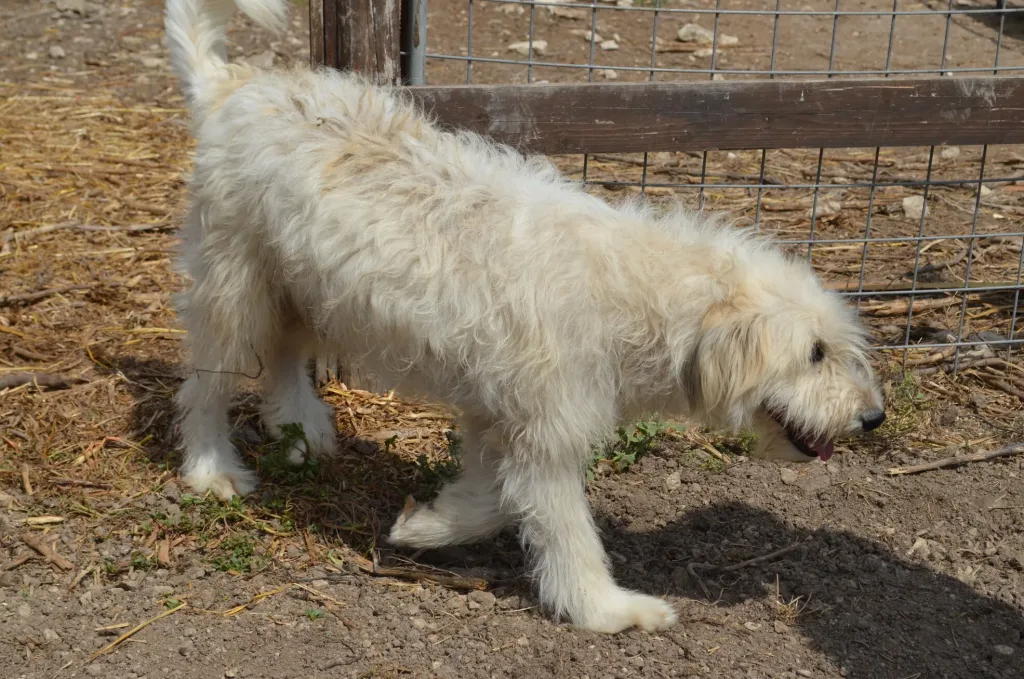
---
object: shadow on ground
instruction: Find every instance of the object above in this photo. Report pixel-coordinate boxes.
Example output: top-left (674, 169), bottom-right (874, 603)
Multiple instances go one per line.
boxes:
top-left (608, 502), bottom-right (1023, 679)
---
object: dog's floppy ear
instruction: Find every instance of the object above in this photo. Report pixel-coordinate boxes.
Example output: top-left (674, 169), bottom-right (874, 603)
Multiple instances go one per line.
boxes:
top-left (684, 302), bottom-right (770, 427)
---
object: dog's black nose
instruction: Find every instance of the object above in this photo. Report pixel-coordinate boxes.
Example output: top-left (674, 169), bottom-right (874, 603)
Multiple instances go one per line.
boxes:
top-left (860, 409), bottom-right (886, 432)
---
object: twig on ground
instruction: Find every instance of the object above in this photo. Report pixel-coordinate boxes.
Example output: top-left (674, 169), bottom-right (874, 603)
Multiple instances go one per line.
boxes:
top-left (908, 245), bottom-right (969, 278)
top-left (860, 297), bottom-right (955, 317)
top-left (21, 463), bottom-right (33, 495)
top-left (915, 357), bottom-right (1010, 376)
top-left (2, 552), bottom-right (35, 570)
top-left (0, 284), bottom-right (94, 307)
top-left (1, 222), bottom-right (173, 249)
top-left (48, 478), bottom-right (113, 490)
top-left (888, 443), bottom-right (1024, 476)
top-left (21, 533), bottom-right (74, 571)
top-left (87, 602), bottom-right (187, 663)
top-left (687, 543), bottom-right (803, 599)
top-left (12, 346), bottom-right (48, 361)
top-left (905, 346), bottom-right (957, 368)
top-left (975, 372), bottom-right (1024, 402)
top-left (350, 553), bottom-right (490, 591)
top-left (0, 372), bottom-right (83, 390)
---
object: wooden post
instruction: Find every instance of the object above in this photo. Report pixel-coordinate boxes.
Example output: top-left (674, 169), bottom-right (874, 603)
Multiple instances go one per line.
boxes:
top-left (310, 0), bottom-right (401, 83)
top-left (309, 0), bottom-right (402, 391)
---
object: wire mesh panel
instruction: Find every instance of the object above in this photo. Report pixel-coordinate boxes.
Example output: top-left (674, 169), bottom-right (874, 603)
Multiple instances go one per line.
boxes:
top-left (409, 0), bottom-right (1024, 368)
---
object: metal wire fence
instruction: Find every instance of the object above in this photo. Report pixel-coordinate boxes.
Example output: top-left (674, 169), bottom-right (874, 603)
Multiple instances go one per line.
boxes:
top-left (401, 0), bottom-right (1024, 369)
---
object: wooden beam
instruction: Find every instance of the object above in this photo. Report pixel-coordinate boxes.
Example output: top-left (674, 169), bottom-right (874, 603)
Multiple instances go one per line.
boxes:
top-left (408, 77), bottom-right (1024, 154)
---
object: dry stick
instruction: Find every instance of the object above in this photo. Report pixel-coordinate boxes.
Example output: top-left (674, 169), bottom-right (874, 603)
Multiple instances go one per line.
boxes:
top-left (2, 552), bottom-right (35, 571)
top-left (687, 543), bottom-right (803, 598)
top-left (0, 372), bottom-right (81, 390)
top-left (1, 221), bottom-right (172, 246)
top-left (916, 357), bottom-right (1011, 377)
top-left (974, 372), bottom-right (1024, 403)
top-left (87, 602), bottom-right (187, 663)
top-left (0, 284), bottom-right (94, 307)
top-left (860, 297), bottom-right (957, 317)
top-left (905, 346), bottom-right (957, 368)
top-left (12, 346), bottom-right (48, 361)
top-left (889, 443), bottom-right (1024, 476)
top-left (21, 533), bottom-right (74, 571)
top-left (349, 553), bottom-right (489, 591)
top-left (21, 463), bottom-right (33, 495)
top-left (49, 478), bottom-right (113, 490)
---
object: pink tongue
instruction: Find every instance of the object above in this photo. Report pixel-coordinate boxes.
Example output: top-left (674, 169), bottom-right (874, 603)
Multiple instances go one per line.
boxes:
top-left (810, 439), bottom-right (835, 461)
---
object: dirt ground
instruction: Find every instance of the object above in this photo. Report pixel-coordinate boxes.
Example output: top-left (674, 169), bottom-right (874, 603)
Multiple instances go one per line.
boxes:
top-left (2, 1), bottom-right (1024, 678)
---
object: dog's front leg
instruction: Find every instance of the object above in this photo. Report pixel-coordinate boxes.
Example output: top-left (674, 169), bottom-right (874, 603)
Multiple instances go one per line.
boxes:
top-left (502, 456), bottom-right (677, 634)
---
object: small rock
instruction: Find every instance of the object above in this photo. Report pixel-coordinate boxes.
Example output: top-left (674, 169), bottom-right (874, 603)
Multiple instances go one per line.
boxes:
top-left (43, 628), bottom-right (61, 643)
top-left (902, 195), bottom-right (927, 221)
top-left (571, 29), bottom-right (603, 43)
top-left (468, 590), bottom-right (497, 612)
top-left (743, 621), bottom-right (761, 631)
top-left (907, 537), bottom-right (931, 560)
top-left (162, 481), bottom-right (181, 502)
top-left (712, 73), bottom-right (725, 81)
top-left (411, 617), bottom-right (428, 630)
top-left (979, 185), bottom-right (993, 197)
top-left (774, 620), bottom-right (790, 634)
top-left (940, 146), bottom-right (961, 160)
top-left (796, 671), bottom-right (813, 678)
top-left (780, 468), bottom-right (799, 486)
top-left (516, 636), bottom-right (530, 647)
top-left (694, 48), bottom-right (716, 58)
top-left (628, 655), bottom-right (645, 667)
top-left (600, 69), bottom-right (618, 80)
top-left (48, 46), bottom-right (67, 59)
top-left (150, 585), bottom-right (175, 597)
top-left (507, 40), bottom-right (547, 56)
top-left (812, 198), bottom-right (842, 218)
top-left (141, 56), bottom-right (164, 68)
top-left (719, 34), bottom-right (739, 46)
top-left (225, 669), bottom-right (239, 678)
top-left (403, 603), bottom-right (420, 616)
top-left (993, 644), bottom-right (1014, 657)
top-left (17, 603), bottom-right (32, 618)
top-left (677, 24), bottom-right (715, 44)
top-left (25, 52), bottom-right (39, 61)
top-left (599, 40), bottom-right (619, 51)
top-left (84, 665), bottom-right (104, 677)
top-left (664, 471), bottom-right (682, 491)
top-left (616, 0), bottom-right (634, 6)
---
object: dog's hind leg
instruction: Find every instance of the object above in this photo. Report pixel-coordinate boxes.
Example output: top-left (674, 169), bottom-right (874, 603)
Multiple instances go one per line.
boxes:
top-left (501, 430), bottom-right (678, 634)
top-left (388, 416), bottom-right (511, 547)
top-left (175, 214), bottom-right (275, 500)
top-left (261, 327), bottom-right (336, 466)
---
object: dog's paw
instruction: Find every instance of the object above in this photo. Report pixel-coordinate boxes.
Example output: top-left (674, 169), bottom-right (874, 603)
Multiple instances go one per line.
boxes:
top-left (387, 496), bottom-right (436, 548)
top-left (182, 468), bottom-right (258, 501)
top-left (577, 591), bottom-right (678, 634)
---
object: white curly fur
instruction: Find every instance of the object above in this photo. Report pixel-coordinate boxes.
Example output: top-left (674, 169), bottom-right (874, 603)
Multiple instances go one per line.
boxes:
top-left (166, 0), bottom-right (884, 633)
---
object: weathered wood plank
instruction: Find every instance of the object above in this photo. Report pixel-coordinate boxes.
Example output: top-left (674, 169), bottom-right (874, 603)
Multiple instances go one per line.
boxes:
top-left (332, 0), bottom-right (401, 84)
top-left (408, 77), bottom-right (1024, 153)
top-left (308, 0), bottom-right (324, 67)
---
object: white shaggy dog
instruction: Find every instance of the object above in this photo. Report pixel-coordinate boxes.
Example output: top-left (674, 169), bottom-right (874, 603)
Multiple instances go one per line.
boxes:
top-left (166, 0), bottom-right (886, 633)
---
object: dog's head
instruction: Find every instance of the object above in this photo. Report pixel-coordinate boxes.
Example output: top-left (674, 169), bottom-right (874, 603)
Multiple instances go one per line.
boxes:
top-left (684, 246), bottom-right (884, 463)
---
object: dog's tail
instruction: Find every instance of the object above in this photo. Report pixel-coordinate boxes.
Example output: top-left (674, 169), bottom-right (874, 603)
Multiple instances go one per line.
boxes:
top-left (165, 0), bottom-right (286, 115)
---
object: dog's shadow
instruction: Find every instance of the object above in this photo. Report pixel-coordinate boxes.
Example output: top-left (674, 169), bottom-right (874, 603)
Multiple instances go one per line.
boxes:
top-left (607, 501), bottom-right (1024, 679)
top-left (102, 353), bottom-right (523, 567)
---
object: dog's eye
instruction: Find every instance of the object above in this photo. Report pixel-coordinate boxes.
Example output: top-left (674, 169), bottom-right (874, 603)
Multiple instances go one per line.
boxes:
top-left (811, 341), bottom-right (825, 364)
